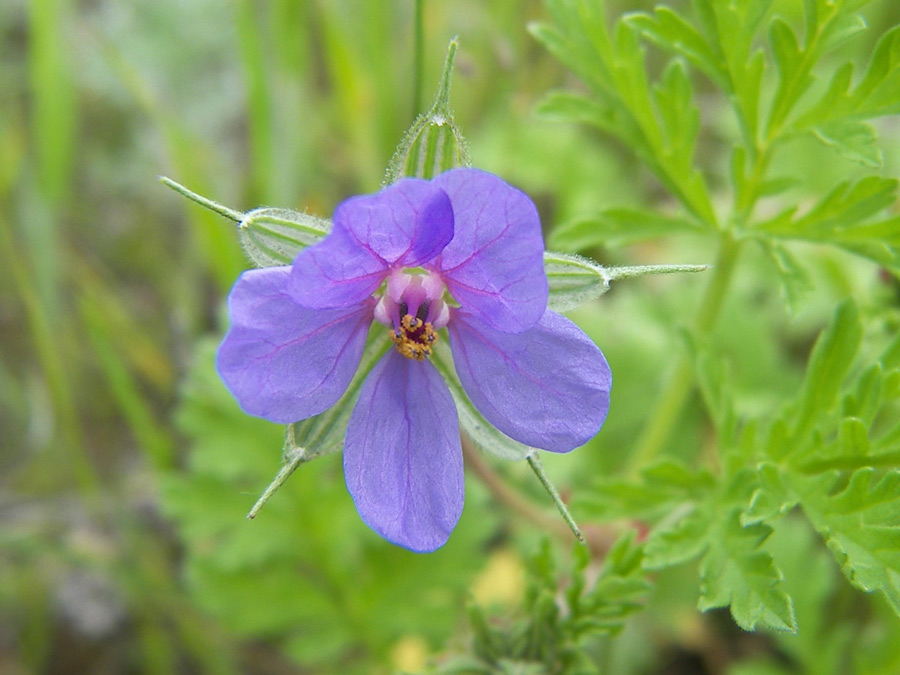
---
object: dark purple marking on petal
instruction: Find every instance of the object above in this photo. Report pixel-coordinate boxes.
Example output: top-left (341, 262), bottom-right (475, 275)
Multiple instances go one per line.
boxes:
top-left (217, 267), bottom-right (374, 424)
top-left (289, 179), bottom-right (454, 309)
top-left (448, 309), bottom-right (611, 452)
top-left (344, 350), bottom-right (464, 552)
top-left (432, 168), bottom-right (548, 333)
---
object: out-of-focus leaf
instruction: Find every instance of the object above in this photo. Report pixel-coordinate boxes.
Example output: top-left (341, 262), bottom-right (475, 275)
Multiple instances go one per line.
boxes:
top-left (549, 207), bottom-right (705, 250)
top-left (761, 242), bottom-right (815, 313)
top-left (813, 119), bottom-right (882, 167)
top-left (790, 299), bottom-right (862, 441)
top-left (625, 7), bottom-right (726, 87)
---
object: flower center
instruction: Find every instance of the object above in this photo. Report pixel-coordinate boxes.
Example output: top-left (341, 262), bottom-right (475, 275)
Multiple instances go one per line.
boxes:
top-left (374, 269), bottom-right (450, 361)
top-left (390, 314), bottom-right (438, 361)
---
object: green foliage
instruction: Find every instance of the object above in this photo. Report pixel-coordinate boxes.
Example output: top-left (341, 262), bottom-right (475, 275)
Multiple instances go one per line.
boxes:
top-left (531, 0), bottom-right (900, 655)
top-left (435, 535), bottom-right (651, 674)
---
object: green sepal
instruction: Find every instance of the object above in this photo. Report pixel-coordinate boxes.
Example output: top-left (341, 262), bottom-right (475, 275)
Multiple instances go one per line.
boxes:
top-left (544, 250), bottom-right (708, 312)
top-left (239, 207), bottom-right (330, 268)
top-left (385, 38), bottom-right (471, 183)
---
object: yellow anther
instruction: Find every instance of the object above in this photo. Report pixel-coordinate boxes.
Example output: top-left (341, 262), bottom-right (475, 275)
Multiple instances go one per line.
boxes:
top-left (390, 314), bottom-right (438, 361)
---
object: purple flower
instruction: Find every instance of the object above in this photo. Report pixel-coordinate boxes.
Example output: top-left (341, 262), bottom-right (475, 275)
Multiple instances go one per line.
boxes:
top-left (217, 168), bottom-right (611, 552)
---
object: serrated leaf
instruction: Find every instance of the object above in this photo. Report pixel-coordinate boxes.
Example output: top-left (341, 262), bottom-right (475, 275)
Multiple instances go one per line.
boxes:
top-left (575, 533), bottom-right (652, 636)
top-left (837, 417), bottom-right (870, 457)
top-left (582, 459), bottom-right (714, 521)
top-left (743, 463), bottom-right (799, 526)
top-left (842, 363), bottom-right (884, 425)
top-left (770, 17), bottom-right (806, 89)
top-left (813, 119), bottom-right (883, 167)
top-left (239, 207), bottom-right (330, 268)
top-left (533, 4), bottom-right (717, 225)
top-left (644, 508), bottom-right (713, 569)
top-left (799, 469), bottom-right (900, 615)
top-left (698, 511), bottom-right (798, 633)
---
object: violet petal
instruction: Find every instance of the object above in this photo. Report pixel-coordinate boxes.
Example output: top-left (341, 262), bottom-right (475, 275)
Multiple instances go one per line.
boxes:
top-left (433, 168), bottom-right (548, 333)
top-left (448, 309), bottom-right (611, 452)
top-left (289, 179), bottom-right (454, 309)
top-left (217, 267), bottom-right (373, 424)
top-left (344, 350), bottom-right (464, 552)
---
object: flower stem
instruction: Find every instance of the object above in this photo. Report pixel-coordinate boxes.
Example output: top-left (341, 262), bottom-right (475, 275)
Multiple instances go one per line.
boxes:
top-left (626, 235), bottom-right (742, 476)
top-left (526, 454), bottom-right (585, 545)
top-left (159, 176), bottom-right (243, 223)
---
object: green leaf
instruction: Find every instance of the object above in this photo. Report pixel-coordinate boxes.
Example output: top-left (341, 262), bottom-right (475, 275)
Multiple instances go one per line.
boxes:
top-left (799, 469), bottom-right (900, 615)
top-left (813, 119), bottom-right (883, 167)
top-left (238, 207), bottom-right (330, 268)
top-left (769, 17), bottom-right (812, 121)
top-left (652, 59), bottom-right (702, 176)
top-left (575, 533), bottom-right (652, 636)
top-left (790, 299), bottom-right (862, 442)
top-left (534, 90), bottom-right (619, 135)
top-left (583, 459), bottom-right (714, 522)
top-left (743, 463), bottom-right (799, 526)
top-left (644, 507), bottom-right (712, 569)
top-left (795, 24), bottom-right (900, 129)
top-left (385, 38), bottom-right (471, 183)
top-left (548, 207), bottom-right (705, 251)
top-left (625, 7), bottom-right (726, 88)
top-left (761, 242), bottom-right (815, 313)
top-left (533, 4), bottom-right (717, 225)
top-left (848, 24), bottom-right (900, 117)
top-left (756, 177), bottom-right (899, 269)
top-left (698, 511), bottom-right (798, 633)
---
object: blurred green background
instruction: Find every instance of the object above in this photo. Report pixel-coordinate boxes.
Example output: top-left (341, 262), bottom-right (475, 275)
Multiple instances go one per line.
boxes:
top-left (3, 0), bottom-right (900, 673)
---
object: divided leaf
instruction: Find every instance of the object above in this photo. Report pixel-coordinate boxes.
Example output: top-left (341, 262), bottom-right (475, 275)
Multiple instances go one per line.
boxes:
top-left (698, 511), bottom-right (797, 633)
top-left (799, 469), bottom-right (900, 615)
